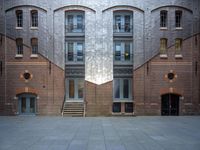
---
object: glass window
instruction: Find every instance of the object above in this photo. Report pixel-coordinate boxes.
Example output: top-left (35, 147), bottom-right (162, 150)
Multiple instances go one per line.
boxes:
top-left (68, 15), bottom-right (73, 32)
top-left (76, 43), bottom-right (83, 61)
top-left (31, 10), bottom-right (38, 27)
top-left (123, 79), bottom-right (129, 98)
top-left (16, 10), bottom-right (23, 27)
top-left (30, 97), bottom-right (35, 113)
top-left (160, 11), bottom-right (167, 27)
top-left (21, 97), bottom-right (26, 113)
top-left (114, 42), bottom-right (132, 62)
top-left (125, 103), bottom-right (133, 113)
top-left (124, 43), bottom-right (130, 61)
top-left (69, 79), bottom-right (75, 98)
top-left (77, 15), bottom-right (83, 30)
top-left (175, 38), bottom-right (182, 54)
top-left (66, 42), bottom-right (84, 62)
top-left (160, 38), bottom-right (167, 54)
top-left (113, 103), bottom-right (121, 112)
top-left (125, 15), bottom-right (131, 32)
top-left (16, 38), bottom-right (23, 55)
top-left (175, 11), bottom-right (182, 28)
top-left (115, 43), bottom-right (121, 61)
top-left (31, 38), bottom-right (38, 54)
top-left (114, 79), bottom-right (120, 98)
top-left (68, 43), bottom-right (74, 61)
top-left (78, 80), bottom-right (84, 98)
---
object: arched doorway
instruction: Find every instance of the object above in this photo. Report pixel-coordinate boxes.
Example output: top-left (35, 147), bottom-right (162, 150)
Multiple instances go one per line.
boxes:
top-left (161, 94), bottom-right (180, 116)
top-left (18, 93), bottom-right (37, 115)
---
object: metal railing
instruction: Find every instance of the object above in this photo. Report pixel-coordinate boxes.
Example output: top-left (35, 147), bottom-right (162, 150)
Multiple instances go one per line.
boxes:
top-left (65, 25), bottom-right (85, 33)
top-left (113, 25), bottom-right (133, 33)
top-left (61, 94), bottom-right (66, 117)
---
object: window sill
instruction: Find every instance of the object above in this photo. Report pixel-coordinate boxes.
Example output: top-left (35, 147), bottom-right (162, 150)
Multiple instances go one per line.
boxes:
top-left (15, 54), bottom-right (23, 58)
top-left (160, 54), bottom-right (168, 59)
top-left (30, 27), bottom-right (38, 30)
top-left (15, 27), bottom-right (23, 30)
top-left (160, 27), bottom-right (168, 30)
top-left (175, 54), bottom-right (183, 59)
top-left (30, 54), bottom-right (38, 58)
top-left (175, 27), bottom-right (183, 30)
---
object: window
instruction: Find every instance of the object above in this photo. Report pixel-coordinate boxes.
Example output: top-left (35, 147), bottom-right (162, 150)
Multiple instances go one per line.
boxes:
top-left (67, 79), bottom-right (84, 99)
top-left (31, 38), bottom-right (38, 54)
top-left (113, 103), bottom-right (121, 112)
top-left (16, 10), bottom-right (23, 27)
top-left (31, 10), bottom-right (38, 27)
top-left (175, 38), bottom-right (182, 54)
top-left (125, 103), bottom-right (133, 113)
top-left (160, 38), bottom-right (167, 54)
top-left (160, 11), bottom-right (167, 28)
top-left (114, 41), bottom-right (132, 61)
top-left (16, 38), bottom-right (23, 55)
top-left (0, 61), bottom-right (2, 76)
top-left (65, 42), bottom-right (84, 62)
top-left (114, 78), bottom-right (132, 100)
top-left (114, 12), bottom-right (132, 33)
top-left (175, 11), bottom-right (182, 28)
top-left (65, 11), bottom-right (84, 33)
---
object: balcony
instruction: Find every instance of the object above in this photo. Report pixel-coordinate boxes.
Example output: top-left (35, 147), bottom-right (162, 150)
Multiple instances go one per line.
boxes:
top-left (113, 25), bottom-right (133, 37)
top-left (65, 25), bottom-right (85, 37)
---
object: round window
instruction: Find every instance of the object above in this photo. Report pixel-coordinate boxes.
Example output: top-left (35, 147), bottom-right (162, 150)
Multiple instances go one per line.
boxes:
top-left (23, 73), bottom-right (31, 80)
top-left (168, 73), bottom-right (175, 80)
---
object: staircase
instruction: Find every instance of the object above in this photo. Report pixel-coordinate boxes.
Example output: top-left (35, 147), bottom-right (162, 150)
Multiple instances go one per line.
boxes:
top-left (62, 102), bottom-right (84, 117)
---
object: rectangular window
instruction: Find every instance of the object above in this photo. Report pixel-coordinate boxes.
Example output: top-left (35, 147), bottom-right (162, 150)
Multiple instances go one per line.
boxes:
top-left (67, 79), bottom-right (84, 100)
top-left (66, 42), bottom-right (84, 62)
top-left (31, 38), bottom-right (38, 54)
top-left (160, 11), bottom-right (167, 28)
top-left (125, 103), bottom-right (133, 113)
top-left (114, 78), bottom-right (132, 100)
top-left (16, 38), bottom-right (23, 55)
top-left (31, 10), bottom-right (38, 27)
top-left (114, 42), bottom-right (132, 62)
top-left (175, 11), bottom-right (182, 28)
top-left (16, 10), bottom-right (23, 27)
top-left (113, 103), bottom-right (121, 113)
top-left (175, 38), bottom-right (182, 54)
top-left (160, 38), bottom-right (167, 54)
top-left (0, 61), bottom-right (2, 76)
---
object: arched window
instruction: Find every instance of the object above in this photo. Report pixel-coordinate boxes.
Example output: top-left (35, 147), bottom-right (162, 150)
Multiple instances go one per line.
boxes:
top-left (160, 38), bottom-right (167, 54)
top-left (31, 38), bottom-right (38, 54)
top-left (16, 38), bottom-right (23, 55)
top-left (175, 10), bottom-right (182, 28)
top-left (160, 10), bottom-right (167, 28)
top-left (16, 10), bottom-right (23, 27)
top-left (31, 10), bottom-right (38, 27)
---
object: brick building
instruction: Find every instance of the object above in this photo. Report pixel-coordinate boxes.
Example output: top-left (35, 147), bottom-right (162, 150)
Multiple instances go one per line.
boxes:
top-left (0, 0), bottom-right (200, 116)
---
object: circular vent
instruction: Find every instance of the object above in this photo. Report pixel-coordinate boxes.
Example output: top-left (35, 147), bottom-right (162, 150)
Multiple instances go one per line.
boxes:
top-left (23, 72), bottom-right (31, 80)
top-left (168, 73), bottom-right (175, 80)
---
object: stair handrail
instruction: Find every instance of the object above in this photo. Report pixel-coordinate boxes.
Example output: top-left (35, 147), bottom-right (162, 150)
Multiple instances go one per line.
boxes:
top-left (83, 100), bottom-right (87, 117)
top-left (61, 94), bottom-right (66, 117)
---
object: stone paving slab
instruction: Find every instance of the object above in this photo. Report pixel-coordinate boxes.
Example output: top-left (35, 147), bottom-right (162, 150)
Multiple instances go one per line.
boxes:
top-left (0, 116), bottom-right (200, 150)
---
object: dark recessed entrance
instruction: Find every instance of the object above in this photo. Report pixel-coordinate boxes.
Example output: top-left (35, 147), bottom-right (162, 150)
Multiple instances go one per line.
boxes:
top-left (161, 94), bottom-right (179, 116)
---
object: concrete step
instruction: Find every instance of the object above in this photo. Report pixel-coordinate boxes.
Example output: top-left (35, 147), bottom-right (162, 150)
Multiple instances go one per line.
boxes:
top-left (62, 102), bottom-right (84, 117)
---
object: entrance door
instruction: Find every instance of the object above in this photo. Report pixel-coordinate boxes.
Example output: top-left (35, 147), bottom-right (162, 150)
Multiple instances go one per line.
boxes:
top-left (18, 94), bottom-right (36, 115)
top-left (161, 94), bottom-right (179, 116)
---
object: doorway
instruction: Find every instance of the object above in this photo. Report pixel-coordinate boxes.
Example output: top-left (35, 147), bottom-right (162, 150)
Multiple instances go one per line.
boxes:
top-left (18, 94), bottom-right (36, 115)
top-left (161, 94), bottom-right (179, 116)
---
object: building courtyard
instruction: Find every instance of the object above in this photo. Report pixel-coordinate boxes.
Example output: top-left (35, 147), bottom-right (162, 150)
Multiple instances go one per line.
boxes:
top-left (0, 116), bottom-right (200, 150)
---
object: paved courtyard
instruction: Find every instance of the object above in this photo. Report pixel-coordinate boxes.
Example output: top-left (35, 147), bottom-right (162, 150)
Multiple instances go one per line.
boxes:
top-left (0, 116), bottom-right (200, 150)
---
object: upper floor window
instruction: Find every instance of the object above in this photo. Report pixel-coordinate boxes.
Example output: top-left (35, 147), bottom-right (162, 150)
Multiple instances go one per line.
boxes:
top-left (65, 42), bottom-right (84, 62)
top-left (114, 41), bottom-right (132, 62)
top-left (67, 78), bottom-right (84, 99)
top-left (31, 10), bottom-right (38, 27)
top-left (31, 38), bottom-right (38, 54)
top-left (16, 10), bottom-right (23, 27)
top-left (65, 11), bottom-right (84, 33)
top-left (175, 38), bottom-right (182, 54)
top-left (175, 11), bottom-right (182, 28)
top-left (114, 78), bottom-right (132, 100)
top-left (114, 11), bottom-right (132, 33)
top-left (16, 38), bottom-right (23, 55)
top-left (160, 38), bottom-right (167, 54)
top-left (160, 10), bottom-right (167, 28)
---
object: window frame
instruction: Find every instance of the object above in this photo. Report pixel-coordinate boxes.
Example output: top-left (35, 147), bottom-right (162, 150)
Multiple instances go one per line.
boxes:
top-left (175, 38), bottom-right (182, 54)
top-left (16, 10), bottom-right (23, 28)
top-left (160, 38), bottom-right (167, 54)
top-left (16, 38), bottom-right (23, 55)
top-left (160, 10), bottom-right (168, 28)
top-left (175, 10), bottom-right (182, 28)
top-left (31, 10), bottom-right (38, 27)
top-left (31, 38), bottom-right (38, 55)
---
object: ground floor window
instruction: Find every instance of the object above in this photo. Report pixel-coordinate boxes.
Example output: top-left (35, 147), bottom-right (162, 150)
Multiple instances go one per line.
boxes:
top-left (125, 102), bottom-right (133, 113)
top-left (113, 103), bottom-right (121, 112)
top-left (66, 78), bottom-right (84, 100)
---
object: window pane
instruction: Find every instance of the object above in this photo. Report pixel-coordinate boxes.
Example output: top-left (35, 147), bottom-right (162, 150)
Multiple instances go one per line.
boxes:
top-left (31, 11), bottom-right (38, 27)
top-left (125, 103), bottom-right (133, 113)
top-left (125, 15), bottom-right (130, 32)
top-left (68, 43), bottom-right (74, 61)
top-left (124, 43), bottom-right (130, 61)
top-left (21, 97), bottom-right (26, 113)
top-left (114, 79), bottom-right (120, 98)
top-left (69, 80), bottom-right (75, 98)
top-left (115, 15), bottom-right (121, 32)
top-left (160, 11), bottom-right (167, 27)
top-left (30, 97), bottom-right (35, 113)
top-left (31, 38), bottom-right (38, 54)
top-left (113, 103), bottom-right (121, 112)
top-left (68, 15), bottom-right (73, 32)
top-left (123, 79), bottom-right (129, 98)
top-left (115, 43), bottom-right (121, 61)
top-left (77, 15), bottom-right (83, 30)
top-left (16, 38), bottom-right (23, 54)
top-left (16, 10), bottom-right (23, 27)
top-left (78, 80), bottom-right (84, 98)
top-left (175, 11), bottom-right (182, 27)
top-left (77, 43), bottom-right (83, 61)
top-left (160, 39), bottom-right (167, 54)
